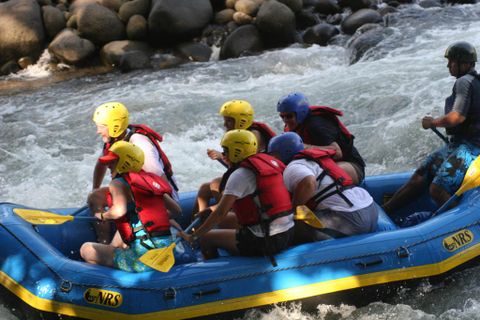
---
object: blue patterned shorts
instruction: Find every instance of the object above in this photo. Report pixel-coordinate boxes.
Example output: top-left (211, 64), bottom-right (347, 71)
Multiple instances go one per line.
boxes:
top-left (417, 142), bottom-right (480, 194)
top-left (113, 236), bottom-right (173, 273)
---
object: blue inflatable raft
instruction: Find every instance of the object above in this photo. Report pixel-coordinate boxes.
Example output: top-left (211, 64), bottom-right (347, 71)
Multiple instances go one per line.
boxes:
top-left (1, 171), bottom-right (480, 319)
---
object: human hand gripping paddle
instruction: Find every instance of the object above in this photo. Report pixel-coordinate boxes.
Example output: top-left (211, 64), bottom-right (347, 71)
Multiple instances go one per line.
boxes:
top-left (139, 217), bottom-right (201, 272)
top-left (13, 206), bottom-right (96, 225)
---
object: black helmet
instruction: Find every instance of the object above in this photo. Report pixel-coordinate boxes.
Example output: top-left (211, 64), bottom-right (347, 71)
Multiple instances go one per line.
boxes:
top-left (444, 41), bottom-right (477, 62)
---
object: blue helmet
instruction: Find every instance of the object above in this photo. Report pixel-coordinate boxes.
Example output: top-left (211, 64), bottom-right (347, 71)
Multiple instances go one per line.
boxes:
top-left (267, 132), bottom-right (304, 164)
top-left (276, 92), bottom-right (310, 124)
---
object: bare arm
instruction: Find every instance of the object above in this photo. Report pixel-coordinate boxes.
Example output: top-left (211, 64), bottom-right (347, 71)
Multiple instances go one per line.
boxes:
top-left (164, 194), bottom-right (181, 218)
top-left (92, 160), bottom-right (107, 190)
top-left (422, 111), bottom-right (466, 129)
top-left (192, 194), bottom-right (237, 238)
top-left (101, 180), bottom-right (129, 220)
top-left (292, 175), bottom-right (317, 208)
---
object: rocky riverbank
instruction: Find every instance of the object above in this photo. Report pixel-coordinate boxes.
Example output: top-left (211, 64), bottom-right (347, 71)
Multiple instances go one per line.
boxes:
top-left (0, 0), bottom-right (475, 78)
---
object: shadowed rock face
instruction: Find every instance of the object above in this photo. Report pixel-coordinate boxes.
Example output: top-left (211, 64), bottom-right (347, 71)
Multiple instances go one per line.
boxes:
top-left (77, 3), bottom-right (126, 45)
top-left (148, 0), bottom-right (213, 44)
top-left (341, 8), bottom-right (382, 35)
top-left (0, 0), bottom-right (46, 66)
top-left (220, 24), bottom-right (264, 60)
top-left (255, 0), bottom-right (296, 47)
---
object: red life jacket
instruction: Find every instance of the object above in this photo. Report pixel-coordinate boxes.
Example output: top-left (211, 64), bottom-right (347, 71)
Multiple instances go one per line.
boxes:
top-left (293, 149), bottom-right (354, 210)
top-left (230, 153), bottom-right (292, 226)
top-left (285, 106), bottom-right (353, 145)
top-left (106, 170), bottom-right (172, 244)
top-left (102, 124), bottom-right (178, 191)
top-left (249, 121), bottom-right (276, 149)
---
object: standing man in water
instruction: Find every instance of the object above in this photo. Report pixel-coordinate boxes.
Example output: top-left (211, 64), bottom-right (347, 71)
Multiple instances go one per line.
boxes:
top-left (92, 101), bottom-right (179, 244)
top-left (276, 92), bottom-right (366, 185)
top-left (383, 41), bottom-right (480, 215)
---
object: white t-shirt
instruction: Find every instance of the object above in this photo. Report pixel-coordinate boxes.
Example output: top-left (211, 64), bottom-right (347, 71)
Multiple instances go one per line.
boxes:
top-left (223, 167), bottom-right (294, 237)
top-left (283, 159), bottom-right (372, 212)
top-left (129, 132), bottom-right (179, 201)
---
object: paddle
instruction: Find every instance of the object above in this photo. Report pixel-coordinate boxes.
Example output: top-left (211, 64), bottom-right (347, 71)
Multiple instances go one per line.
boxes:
top-left (217, 158), bottom-right (228, 168)
top-left (433, 155), bottom-right (480, 216)
top-left (13, 207), bottom-right (96, 225)
top-left (431, 127), bottom-right (449, 144)
top-left (295, 205), bottom-right (325, 229)
top-left (139, 217), bottom-right (201, 272)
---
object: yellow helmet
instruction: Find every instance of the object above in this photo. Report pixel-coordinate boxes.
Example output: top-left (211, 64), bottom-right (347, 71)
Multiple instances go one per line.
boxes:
top-left (220, 129), bottom-right (257, 163)
top-left (219, 100), bottom-right (254, 129)
top-left (99, 141), bottom-right (144, 174)
top-left (93, 102), bottom-right (129, 138)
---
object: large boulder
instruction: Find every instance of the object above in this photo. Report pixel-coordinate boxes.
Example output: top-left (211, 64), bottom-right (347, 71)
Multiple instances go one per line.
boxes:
top-left (302, 23), bottom-right (339, 46)
top-left (77, 3), bottom-right (126, 45)
top-left (219, 24), bottom-right (264, 60)
top-left (276, 0), bottom-right (303, 12)
top-left (255, 0), bottom-right (296, 47)
top-left (0, 0), bottom-right (46, 66)
top-left (100, 40), bottom-right (152, 71)
top-left (347, 24), bottom-right (393, 64)
top-left (118, 0), bottom-right (150, 22)
top-left (70, 0), bottom-right (98, 12)
top-left (42, 5), bottom-right (66, 39)
top-left (341, 8), bottom-right (382, 35)
top-left (148, 0), bottom-right (213, 43)
top-left (235, 0), bottom-right (261, 15)
top-left (126, 14), bottom-right (148, 40)
top-left (100, 0), bottom-right (125, 11)
top-left (338, 0), bottom-right (372, 10)
top-left (48, 28), bottom-right (96, 64)
top-left (314, 0), bottom-right (341, 14)
top-left (175, 42), bottom-right (212, 62)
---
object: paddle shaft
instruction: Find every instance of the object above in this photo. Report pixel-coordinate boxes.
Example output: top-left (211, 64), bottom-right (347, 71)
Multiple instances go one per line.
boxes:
top-left (173, 217), bottom-right (201, 245)
top-left (431, 127), bottom-right (449, 144)
top-left (70, 216), bottom-right (99, 222)
top-left (217, 158), bottom-right (228, 168)
top-left (432, 195), bottom-right (458, 216)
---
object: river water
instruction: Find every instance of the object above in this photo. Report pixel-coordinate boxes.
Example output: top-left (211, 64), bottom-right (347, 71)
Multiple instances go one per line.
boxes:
top-left (2, 3), bottom-right (480, 319)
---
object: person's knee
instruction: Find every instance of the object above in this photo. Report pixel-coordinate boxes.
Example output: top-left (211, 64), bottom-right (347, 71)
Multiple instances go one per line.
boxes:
top-left (429, 183), bottom-right (451, 203)
top-left (80, 242), bottom-right (94, 261)
top-left (198, 182), bottom-right (211, 195)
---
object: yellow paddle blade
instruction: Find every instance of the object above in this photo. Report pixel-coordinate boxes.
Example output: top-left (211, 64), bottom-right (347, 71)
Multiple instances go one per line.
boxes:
top-left (139, 243), bottom-right (176, 273)
top-left (295, 205), bottom-right (325, 229)
top-left (456, 156), bottom-right (480, 196)
top-left (13, 208), bottom-right (74, 225)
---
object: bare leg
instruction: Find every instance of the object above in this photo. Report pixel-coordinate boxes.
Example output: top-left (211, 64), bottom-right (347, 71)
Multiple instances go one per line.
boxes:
top-left (430, 183), bottom-right (454, 208)
top-left (80, 242), bottom-right (115, 267)
top-left (199, 229), bottom-right (239, 259)
top-left (192, 177), bottom-right (221, 215)
top-left (383, 172), bottom-right (428, 215)
top-left (110, 231), bottom-right (128, 249)
top-left (218, 211), bottom-right (239, 229)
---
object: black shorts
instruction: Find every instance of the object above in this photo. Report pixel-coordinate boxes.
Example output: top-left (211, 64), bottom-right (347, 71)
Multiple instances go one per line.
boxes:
top-left (236, 226), bottom-right (294, 256)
